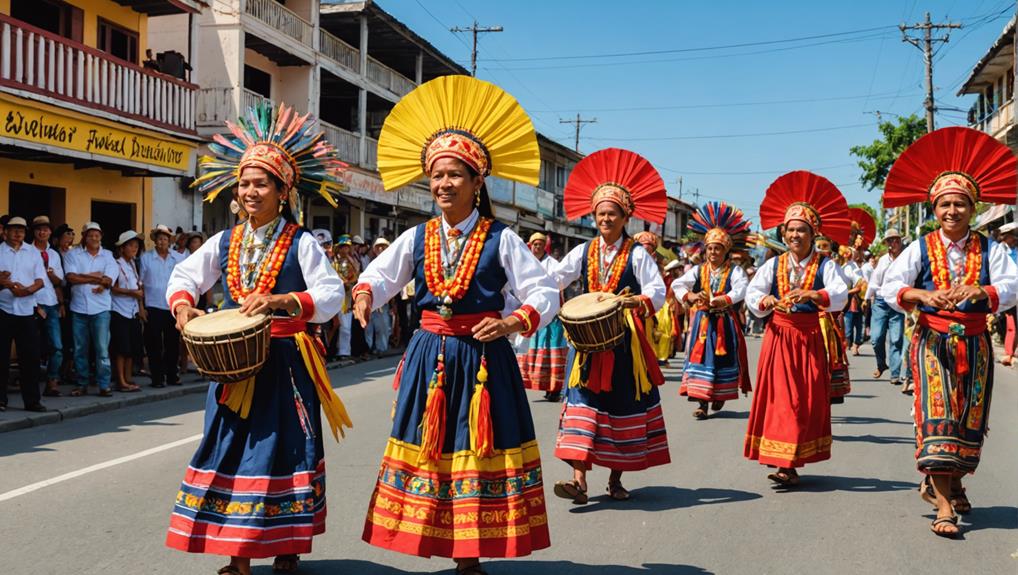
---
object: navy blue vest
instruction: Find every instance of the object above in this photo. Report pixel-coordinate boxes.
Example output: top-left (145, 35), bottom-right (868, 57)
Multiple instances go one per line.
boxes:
top-left (914, 232), bottom-right (992, 315)
top-left (578, 238), bottom-right (642, 296)
top-left (412, 218), bottom-right (508, 315)
top-left (692, 263), bottom-right (734, 295)
top-left (217, 223), bottom-right (308, 315)
top-left (768, 253), bottom-right (828, 313)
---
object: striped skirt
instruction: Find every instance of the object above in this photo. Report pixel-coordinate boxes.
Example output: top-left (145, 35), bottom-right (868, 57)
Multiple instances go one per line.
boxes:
top-left (680, 308), bottom-right (750, 402)
top-left (517, 317), bottom-right (568, 393)
top-left (912, 324), bottom-right (993, 475)
top-left (554, 336), bottom-right (671, 471)
top-left (362, 327), bottom-right (550, 558)
top-left (166, 339), bottom-right (327, 558)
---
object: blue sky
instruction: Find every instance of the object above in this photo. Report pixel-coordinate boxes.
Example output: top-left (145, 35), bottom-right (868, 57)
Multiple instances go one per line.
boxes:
top-left (374, 0), bottom-right (1014, 224)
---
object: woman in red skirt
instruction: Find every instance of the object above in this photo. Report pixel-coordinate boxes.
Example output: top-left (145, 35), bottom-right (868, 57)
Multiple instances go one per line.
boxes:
top-left (743, 171), bottom-right (851, 486)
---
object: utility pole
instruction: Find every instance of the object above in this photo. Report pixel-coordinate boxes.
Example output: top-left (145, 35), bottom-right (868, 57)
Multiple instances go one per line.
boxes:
top-left (900, 12), bottom-right (961, 133)
top-left (900, 12), bottom-right (960, 224)
top-left (559, 113), bottom-right (598, 152)
top-left (676, 177), bottom-right (683, 200)
top-left (693, 188), bottom-right (701, 205)
top-left (450, 20), bottom-right (503, 77)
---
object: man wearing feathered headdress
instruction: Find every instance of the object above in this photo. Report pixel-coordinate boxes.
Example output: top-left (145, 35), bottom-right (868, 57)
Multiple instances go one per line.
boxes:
top-left (880, 127), bottom-right (1018, 538)
top-left (551, 148), bottom-right (670, 505)
top-left (744, 171), bottom-right (851, 487)
top-left (671, 202), bottom-right (753, 420)
top-left (164, 102), bottom-right (352, 574)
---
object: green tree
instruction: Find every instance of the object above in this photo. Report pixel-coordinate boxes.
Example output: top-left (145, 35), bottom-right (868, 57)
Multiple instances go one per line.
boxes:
top-left (849, 114), bottom-right (927, 192)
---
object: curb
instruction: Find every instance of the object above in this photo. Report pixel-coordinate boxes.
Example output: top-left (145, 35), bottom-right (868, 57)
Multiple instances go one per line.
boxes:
top-left (1, 347), bottom-right (406, 434)
top-left (0, 382), bottom-right (209, 434)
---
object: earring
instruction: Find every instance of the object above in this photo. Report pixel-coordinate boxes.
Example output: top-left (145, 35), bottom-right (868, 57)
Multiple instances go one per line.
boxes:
top-left (474, 189), bottom-right (481, 207)
top-left (279, 196), bottom-right (287, 214)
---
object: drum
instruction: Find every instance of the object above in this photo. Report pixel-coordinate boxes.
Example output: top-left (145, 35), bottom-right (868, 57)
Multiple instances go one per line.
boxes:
top-left (182, 309), bottom-right (271, 383)
top-left (559, 292), bottom-right (626, 353)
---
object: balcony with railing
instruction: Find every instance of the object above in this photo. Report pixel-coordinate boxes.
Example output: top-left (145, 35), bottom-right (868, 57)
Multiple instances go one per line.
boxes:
top-left (0, 14), bottom-right (197, 134)
top-left (972, 98), bottom-right (1014, 140)
top-left (244, 0), bottom-right (313, 48)
top-left (320, 30), bottom-right (359, 75)
top-left (366, 56), bottom-right (415, 97)
top-left (319, 120), bottom-right (359, 165)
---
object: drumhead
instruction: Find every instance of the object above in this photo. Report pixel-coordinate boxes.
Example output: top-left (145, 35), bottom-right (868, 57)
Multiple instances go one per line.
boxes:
top-left (184, 309), bottom-right (269, 338)
top-left (560, 291), bottom-right (620, 320)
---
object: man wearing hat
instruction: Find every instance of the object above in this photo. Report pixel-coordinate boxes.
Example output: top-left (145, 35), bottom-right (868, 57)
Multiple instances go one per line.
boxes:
top-left (865, 228), bottom-right (905, 385)
top-left (997, 221), bottom-right (1018, 366)
top-left (64, 222), bottom-right (119, 397)
top-left (312, 228), bottom-right (334, 259)
top-left (351, 234), bottom-right (370, 270)
top-left (139, 224), bottom-right (186, 388)
top-left (364, 237), bottom-right (393, 355)
top-left (31, 215), bottom-right (66, 396)
top-left (0, 217), bottom-right (48, 412)
top-left (333, 234), bottom-right (360, 359)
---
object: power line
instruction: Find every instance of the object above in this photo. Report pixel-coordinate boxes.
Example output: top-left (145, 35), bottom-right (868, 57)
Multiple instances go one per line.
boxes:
top-left (528, 90), bottom-right (923, 114)
top-left (450, 20), bottom-right (503, 77)
top-left (584, 122), bottom-right (876, 142)
top-left (559, 114), bottom-right (598, 152)
top-left (656, 163), bottom-right (858, 177)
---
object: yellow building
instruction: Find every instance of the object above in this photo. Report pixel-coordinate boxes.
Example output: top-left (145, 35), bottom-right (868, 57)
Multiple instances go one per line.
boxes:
top-left (0, 0), bottom-right (204, 245)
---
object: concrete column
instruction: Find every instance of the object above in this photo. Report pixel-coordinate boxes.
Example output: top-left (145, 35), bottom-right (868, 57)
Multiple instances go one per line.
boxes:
top-left (358, 15), bottom-right (369, 165)
top-left (415, 50), bottom-right (423, 84)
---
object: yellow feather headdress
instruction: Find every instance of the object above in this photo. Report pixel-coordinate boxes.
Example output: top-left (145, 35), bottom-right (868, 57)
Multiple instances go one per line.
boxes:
top-left (377, 75), bottom-right (540, 191)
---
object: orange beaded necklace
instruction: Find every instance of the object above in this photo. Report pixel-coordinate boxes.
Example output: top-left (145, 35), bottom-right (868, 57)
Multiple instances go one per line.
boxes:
top-left (926, 232), bottom-right (981, 290)
top-left (586, 236), bottom-right (633, 293)
top-left (226, 221), bottom-right (298, 303)
top-left (423, 216), bottom-right (493, 319)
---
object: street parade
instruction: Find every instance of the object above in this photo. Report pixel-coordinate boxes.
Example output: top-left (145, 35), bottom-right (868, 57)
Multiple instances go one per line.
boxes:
top-left (1, 2), bottom-right (1018, 575)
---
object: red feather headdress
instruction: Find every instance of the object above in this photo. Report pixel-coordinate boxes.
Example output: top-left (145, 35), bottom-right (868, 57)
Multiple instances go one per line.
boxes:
top-left (883, 126), bottom-right (1017, 208)
top-left (759, 170), bottom-right (851, 245)
top-left (848, 207), bottom-right (876, 247)
top-left (564, 148), bottom-right (667, 223)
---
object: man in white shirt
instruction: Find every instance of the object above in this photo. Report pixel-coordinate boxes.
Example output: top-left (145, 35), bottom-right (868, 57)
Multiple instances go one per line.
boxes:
top-left (139, 225), bottom-right (185, 388)
top-left (64, 221), bottom-right (118, 397)
top-left (0, 217), bottom-right (47, 412)
top-left (866, 229), bottom-right (905, 384)
top-left (31, 215), bottom-right (65, 396)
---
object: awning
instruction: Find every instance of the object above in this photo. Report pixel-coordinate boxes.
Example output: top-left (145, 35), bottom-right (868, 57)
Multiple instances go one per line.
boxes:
top-left (974, 204), bottom-right (1012, 230)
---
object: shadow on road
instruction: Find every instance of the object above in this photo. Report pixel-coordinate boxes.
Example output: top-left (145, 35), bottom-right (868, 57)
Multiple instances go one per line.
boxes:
top-left (284, 559), bottom-right (713, 574)
top-left (777, 475), bottom-right (915, 493)
top-left (706, 410), bottom-right (749, 420)
top-left (831, 415), bottom-right (910, 426)
top-left (568, 485), bottom-right (761, 514)
top-left (833, 433), bottom-right (914, 445)
top-left (961, 505), bottom-right (1018, 532)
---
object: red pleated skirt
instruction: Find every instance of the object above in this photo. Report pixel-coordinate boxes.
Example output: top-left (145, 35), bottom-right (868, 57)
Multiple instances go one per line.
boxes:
top-left (744, 312), bottom-right (832, 468)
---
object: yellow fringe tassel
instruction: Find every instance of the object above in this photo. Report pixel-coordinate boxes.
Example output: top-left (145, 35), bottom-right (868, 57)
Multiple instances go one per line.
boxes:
top-left (295, 332), bottom-right (353, 441)
top-left (624, 310), bottom-right (654, 400)
top-left (468, 357), bottom-right (494, 457)
top-left (219, 376), bottom-right (257, 419)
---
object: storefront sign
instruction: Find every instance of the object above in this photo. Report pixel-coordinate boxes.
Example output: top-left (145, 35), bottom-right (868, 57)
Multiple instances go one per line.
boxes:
top-left (487, 176), bottom-right (514, 204)
top-left (398, 185), bottom-right (434, 214)
top-left (0, 94), bottom-right (194, 173)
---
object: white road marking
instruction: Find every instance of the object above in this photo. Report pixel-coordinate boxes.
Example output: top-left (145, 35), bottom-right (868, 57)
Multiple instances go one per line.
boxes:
top-left (0, 433), bottom-right (203, 503)
top-left (366, 367), bottom-right (396, 376)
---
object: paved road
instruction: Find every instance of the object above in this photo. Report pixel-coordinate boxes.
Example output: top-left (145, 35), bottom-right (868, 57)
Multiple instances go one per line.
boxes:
top-left (1, 339), bottom-right (1016, 574)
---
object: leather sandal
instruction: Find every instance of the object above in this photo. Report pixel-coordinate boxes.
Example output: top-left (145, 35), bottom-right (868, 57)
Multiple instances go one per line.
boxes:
top-left (930, 514), bottom-right (960, 538)
top-left (950, 488), bottom-right (971, 515)
top-left (607, 480), bottom-right (630, 501)
top-left (217, 567), bottom-right (243, 575)
top-left (553, 479), bottom-right (588, 504)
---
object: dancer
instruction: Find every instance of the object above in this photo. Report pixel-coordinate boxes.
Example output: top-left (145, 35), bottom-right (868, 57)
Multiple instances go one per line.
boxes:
top-left (671, 202), bottom-right (752, 419)
top-left (355, 75), bottom-right (557, 574)
top-left (552, 148), bottom-right (670, 504)
top-left (165, 101), bottom-right (352, 575)
top-left (517, 232), bottom-right (568, 401)
top-left (880, 126), bottom-right (1018, 538)
top-left (744, 171), bottom-right (850, 486)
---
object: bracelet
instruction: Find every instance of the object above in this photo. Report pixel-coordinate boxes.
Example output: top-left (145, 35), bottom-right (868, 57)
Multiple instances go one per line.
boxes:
top-left (289, 293), bottom-right (302, 318)
top-left (511, 309), bottom-right (533, 335)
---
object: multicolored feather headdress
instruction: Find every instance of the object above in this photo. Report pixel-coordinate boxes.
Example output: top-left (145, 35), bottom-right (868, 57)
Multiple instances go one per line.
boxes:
top-left (688, 201), bottom-right (752, 253)
top-left (191, 101), bottom-right (347, 223)
top-left (848, 207), bottom-right (876, 248)
top-left (376, 75), bottom-right (540, 191)
top-left (883, 126), bottom-right (1017, 207)
top-left (760, 170), bottom-right (851, 245)
top-left (564, 148), bottom-right (668, 223)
